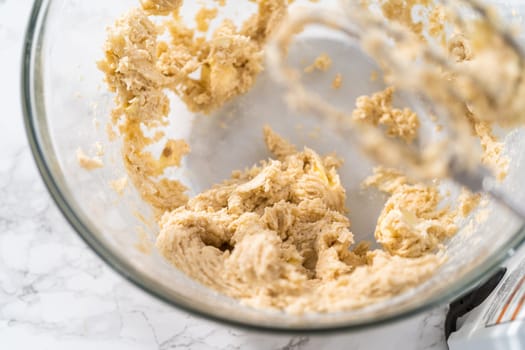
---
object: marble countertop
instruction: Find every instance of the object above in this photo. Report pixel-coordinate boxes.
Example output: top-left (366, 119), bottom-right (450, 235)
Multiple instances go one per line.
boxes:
top-left (0, 1), bottom-right (448, 349)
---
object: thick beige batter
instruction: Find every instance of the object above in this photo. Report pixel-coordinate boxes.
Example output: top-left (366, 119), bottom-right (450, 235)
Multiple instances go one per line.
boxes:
top-left (96, 0), bottom-right (509, 314)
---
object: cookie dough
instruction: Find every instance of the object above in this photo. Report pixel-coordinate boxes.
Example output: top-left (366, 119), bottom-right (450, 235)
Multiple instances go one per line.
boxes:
top-left (98, 0), bottom-right (287, 212)
top-left (76, 147), bottom-right (104, 170)
top-left (352, 87), bottom-right (420, 143)
top-left (331, 73), bottom-right (343, 89)
top-left (304, 53), bottom-right (332, 73)
top-left (364, 167), bottom-right (457, 258)
top-left (140, 0), bottom-right (182, 15)
top-left (110, 176), bottom-right (129, 196)
top-left (466, 113), bottom-right (509, 181)
top-left (97, 0), bottom-right (511, 314)
top-left (156, 128), bottom-right (466, 313)
top-left (195, 7), bottom-right (218, 32)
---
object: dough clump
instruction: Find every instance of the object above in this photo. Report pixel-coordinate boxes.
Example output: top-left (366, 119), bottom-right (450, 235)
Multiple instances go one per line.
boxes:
top-left (304, 53), bottom-right (332, 73)
top-left (76, 148), bottom-right (104, 170)
top-left (156, 128), bottom-right (463, 313)
top-left (352, 87), bottom-right (420, 143)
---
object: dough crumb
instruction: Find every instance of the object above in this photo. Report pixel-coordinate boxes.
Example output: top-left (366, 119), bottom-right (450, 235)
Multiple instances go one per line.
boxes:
top-left (331, 73), bottom-right (343, 89)
top-left (140, 0), bottom-right (182, 15)
top-left (263, 125), bottom-right (297, 160)
top-left (352, 87), bottom-right (420, 143)
top-left (110, 176), bottom-right (129, 196)
top-left (195, 7), bottom-right (218, 32)
top-left (106, 123), bottom-right (117, 142)
top-left (76, 148), bottom-right (103, 170)
top-left (458, 189), bottom-right (481, 217)
top-left (304, 53), bottom-right (332, 73)
top-left (428, 5), bottom-right (446, 42)
top-left (466, 113), bottom-right (509, 181)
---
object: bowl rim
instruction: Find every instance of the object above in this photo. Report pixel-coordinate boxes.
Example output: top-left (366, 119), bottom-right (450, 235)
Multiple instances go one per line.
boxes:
top-left (21, 0), bottom-right (525, 333)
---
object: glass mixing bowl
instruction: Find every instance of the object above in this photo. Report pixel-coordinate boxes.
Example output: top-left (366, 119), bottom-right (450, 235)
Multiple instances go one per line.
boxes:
top-left (22, 0), bottom-right (525, 332)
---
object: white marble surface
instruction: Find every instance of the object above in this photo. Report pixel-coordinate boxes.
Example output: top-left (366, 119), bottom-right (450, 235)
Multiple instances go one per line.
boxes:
top-left (0, 1), bottom-right (449, 349)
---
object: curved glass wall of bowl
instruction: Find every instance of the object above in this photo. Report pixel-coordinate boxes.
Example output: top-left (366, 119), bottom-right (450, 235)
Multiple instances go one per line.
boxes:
top-left (22, 0), bottom-right (525, 331)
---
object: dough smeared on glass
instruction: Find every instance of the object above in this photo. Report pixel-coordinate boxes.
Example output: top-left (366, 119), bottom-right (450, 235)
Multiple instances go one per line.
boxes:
top-left (98, 0), bottom-right (287, 212)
